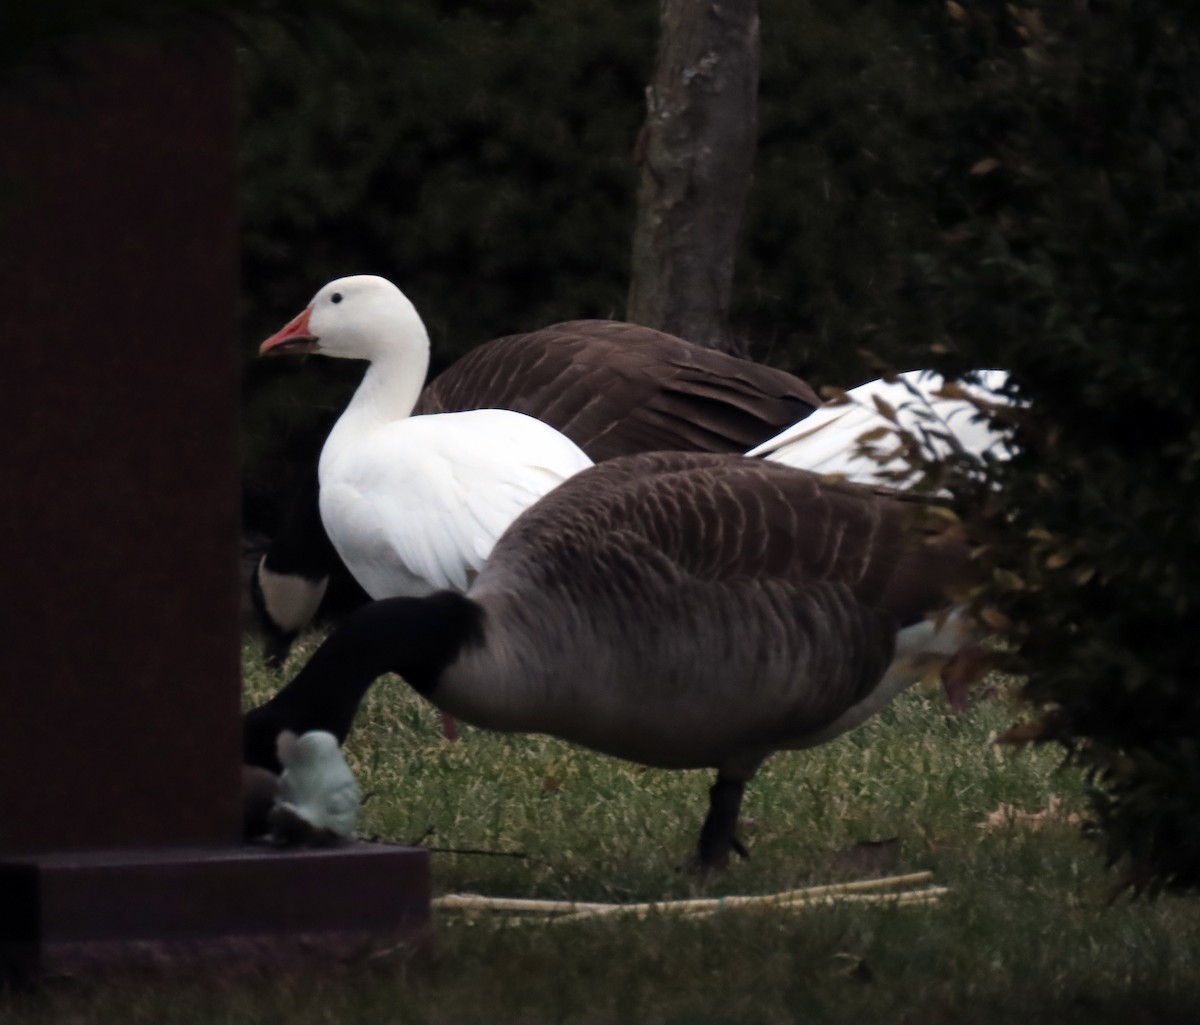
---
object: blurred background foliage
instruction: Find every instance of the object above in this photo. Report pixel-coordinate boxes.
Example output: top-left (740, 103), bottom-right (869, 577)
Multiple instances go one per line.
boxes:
top-left (8, 0), bottom-right (1200, 893)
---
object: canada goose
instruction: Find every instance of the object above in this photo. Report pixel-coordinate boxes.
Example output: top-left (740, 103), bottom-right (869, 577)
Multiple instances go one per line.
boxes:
top-left (244, 452), bottom-right (978, 870)
top-left (253, 309), bottom-right (820, 666)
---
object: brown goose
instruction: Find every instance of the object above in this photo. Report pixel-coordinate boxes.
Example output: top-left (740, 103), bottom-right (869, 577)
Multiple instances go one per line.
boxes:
top-left (244, 452), bottom-right (978, 870)
top-left (252, 318), bottom-right (820, 667)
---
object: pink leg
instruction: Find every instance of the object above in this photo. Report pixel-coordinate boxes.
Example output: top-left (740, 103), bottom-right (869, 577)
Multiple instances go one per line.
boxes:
top-left (939, 644), bottom-right (992, 713)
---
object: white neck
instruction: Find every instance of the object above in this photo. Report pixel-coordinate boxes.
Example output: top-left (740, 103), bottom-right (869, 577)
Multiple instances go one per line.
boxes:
top-left (320, 343), bottom-right (430, 479)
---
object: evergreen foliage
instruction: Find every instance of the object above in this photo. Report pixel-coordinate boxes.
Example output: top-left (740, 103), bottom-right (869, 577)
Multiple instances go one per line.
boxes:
top-left (742, 0), bottom-right (950, 376)
top-left (906, 0), bottom-right (1200, 893)
top-left (1, 0), bottom-right (364, 82)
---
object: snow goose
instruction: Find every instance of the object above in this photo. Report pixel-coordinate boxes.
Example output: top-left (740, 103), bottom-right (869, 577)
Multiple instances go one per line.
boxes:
top-left (259, 275), bottom-right (595, 735)
top-left (259, 275), bottom-right (594, 595)
top-left (253, 316), bottom-right (820, 665)
top-left (244, 452), bottom-right (979, 870)
top-left (750, 370), bottom-right (1012, 488)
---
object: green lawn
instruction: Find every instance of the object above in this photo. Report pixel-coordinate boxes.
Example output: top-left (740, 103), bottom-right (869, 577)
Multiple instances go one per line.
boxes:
top-left (5, 634), bottom-right (1199, 1024)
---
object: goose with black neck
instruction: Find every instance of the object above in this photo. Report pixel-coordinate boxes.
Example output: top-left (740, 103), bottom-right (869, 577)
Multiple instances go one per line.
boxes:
top-left (244, 452), bottom-right (981, 870)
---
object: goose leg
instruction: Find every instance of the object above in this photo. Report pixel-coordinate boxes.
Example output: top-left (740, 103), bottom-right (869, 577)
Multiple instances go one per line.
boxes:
top-left (687, 774), bottom-right (750, 872)
top-left (262, 628), bottom-right (297, 671)
top-left (939, 643), bottom-right (993, 712)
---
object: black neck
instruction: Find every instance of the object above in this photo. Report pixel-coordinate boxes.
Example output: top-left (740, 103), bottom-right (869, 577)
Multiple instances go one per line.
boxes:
top-left (262, 470), bottom-right (338, 580)
top-left (243, 591), bottom-right (483, 770)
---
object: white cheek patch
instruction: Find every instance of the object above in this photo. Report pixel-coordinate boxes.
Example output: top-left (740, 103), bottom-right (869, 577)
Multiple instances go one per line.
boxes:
top-left (258, 557), bottom-right (329, 633)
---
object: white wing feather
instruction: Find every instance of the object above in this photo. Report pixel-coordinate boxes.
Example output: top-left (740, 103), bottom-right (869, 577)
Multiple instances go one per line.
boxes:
top-left (320, 409), bottom-right (593, 599)
top-left (748, 370), bottom-right (1011, 486)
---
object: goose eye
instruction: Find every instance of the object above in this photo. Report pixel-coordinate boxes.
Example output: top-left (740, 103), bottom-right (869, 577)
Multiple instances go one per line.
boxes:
top-left (331, 292), bottom-right (343, 304)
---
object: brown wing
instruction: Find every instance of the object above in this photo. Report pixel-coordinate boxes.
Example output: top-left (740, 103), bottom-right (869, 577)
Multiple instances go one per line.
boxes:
top-left (414, 321), bottom-right (819, 460)
top-left (487, 451), bottom-right (970, 632)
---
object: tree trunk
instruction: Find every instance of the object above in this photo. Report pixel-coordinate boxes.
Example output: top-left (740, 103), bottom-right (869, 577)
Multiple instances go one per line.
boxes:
top-left (627, 0), bottom-right (760, 351)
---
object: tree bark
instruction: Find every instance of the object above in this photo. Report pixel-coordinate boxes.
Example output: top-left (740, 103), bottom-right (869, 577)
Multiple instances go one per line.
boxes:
top-left (627, 0), bottom-right (760, 351)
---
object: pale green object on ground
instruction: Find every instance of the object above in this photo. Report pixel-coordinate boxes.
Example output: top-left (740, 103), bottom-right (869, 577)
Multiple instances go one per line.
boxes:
top-left (268, 729), bottom-right (361, 845)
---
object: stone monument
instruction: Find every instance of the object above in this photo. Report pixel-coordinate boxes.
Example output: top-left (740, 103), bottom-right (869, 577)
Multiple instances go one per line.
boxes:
top-left (0, 29), bottom-right (428, 984)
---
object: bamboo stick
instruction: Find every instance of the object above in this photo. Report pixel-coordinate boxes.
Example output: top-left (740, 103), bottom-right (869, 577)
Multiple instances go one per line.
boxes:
top-left (542, 885), bottom-right (948, 925)
top-left (433, 895), bottom-right (629, 914)
top-left (680, 886), bottom-right (948, 918)
top-left (432, 870), bottom-right (938, 917)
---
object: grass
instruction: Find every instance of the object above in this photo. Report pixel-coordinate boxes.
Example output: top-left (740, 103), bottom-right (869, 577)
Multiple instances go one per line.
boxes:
top-left (5, 633), bottom-right (1200, 1023)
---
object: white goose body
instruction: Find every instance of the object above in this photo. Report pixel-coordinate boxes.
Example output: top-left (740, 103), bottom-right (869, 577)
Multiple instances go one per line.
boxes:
top-left (262, 276), bottom-right (593, 605)
top-left (320, 408), bottom-right (591, 599)
top-left (750, 370), bottom-right (1011, 486)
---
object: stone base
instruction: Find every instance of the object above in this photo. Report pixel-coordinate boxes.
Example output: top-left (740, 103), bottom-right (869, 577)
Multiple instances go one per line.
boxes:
top-left (0, 841), bottom-right (430, 986)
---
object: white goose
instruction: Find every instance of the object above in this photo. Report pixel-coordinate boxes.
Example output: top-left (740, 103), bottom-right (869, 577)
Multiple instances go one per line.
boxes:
top-left (260, 276), bottom-right (594, 600)
top-left (751, 369), bottom-right (1012, 488)
top-left (244, 452), bottom-right (980, 870)
top-left (259, 276), bottom-right (595, 734)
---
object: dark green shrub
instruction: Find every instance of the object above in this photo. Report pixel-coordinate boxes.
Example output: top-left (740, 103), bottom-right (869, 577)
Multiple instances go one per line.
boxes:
top-left (907, 0), bottom-right (1200, 893)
